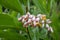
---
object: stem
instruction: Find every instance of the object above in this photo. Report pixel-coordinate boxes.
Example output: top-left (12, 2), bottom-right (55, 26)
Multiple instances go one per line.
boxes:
top-left (47, 31), bottom-right (54, 40)
top-left (27, 0), bottom-right (30, 11)
top-left (49, 7), bottom-right (53, 17)
top-left (26, 0), bottom-right (30, 12)
top-left (27, 28), bottom-right (31, 40)
top-left (26, 0), bottom-right (31, 40)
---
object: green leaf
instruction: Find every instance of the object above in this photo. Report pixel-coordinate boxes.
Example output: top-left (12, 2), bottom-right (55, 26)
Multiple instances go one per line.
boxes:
top-left (39, 28), bottom-right (48, 39)
top-left (20, 0), bottom-right (27, 5)
top-left (0, 13), bottom-right (26, 31)
top-left (0, 0), bottom-right (24, 15)
top-left (9, 10), bottom-right (18, 17)
top-left (28, 27), bottom-right (40, 40)
top-left (0, 14), bottom-right (18, 29)
top-left (50, 10), bottom-right (60, 40)
top-left (0, 14), bottom-right (16, 26)
top-left (33, 0), bottom-right (47, 14)
top-left (28, 26), bottom-right (48, 40)
top-left (0, 5), bottom-right (2, 14)
top-left (0, 30), bottom-right (27, 40)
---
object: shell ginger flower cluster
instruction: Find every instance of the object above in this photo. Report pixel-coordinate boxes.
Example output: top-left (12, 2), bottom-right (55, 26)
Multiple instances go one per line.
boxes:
top-left (18, 12), bottom-right (53, 33)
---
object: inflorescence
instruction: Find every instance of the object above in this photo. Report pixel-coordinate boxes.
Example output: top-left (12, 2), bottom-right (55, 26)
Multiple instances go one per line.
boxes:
top-left (18, 12), bottom-right (53, 33)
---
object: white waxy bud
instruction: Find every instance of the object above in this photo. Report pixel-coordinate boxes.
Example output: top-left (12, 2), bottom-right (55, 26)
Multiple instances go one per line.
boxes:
top-left (37, 14), bottom-right (42, 17)
top-left (48, 27), bottom-right (53, 33)
top-left (26, 12), bottom-right (30, 16)
top-left (22, 15), bottom-right (25, 18)
top-left (46, 24), bottom-right (49, 28)
top-left (46, 19), bottom-right (51, 24)
top-left (50, 27), bottom-right (53, 33)
top-left (32, 16), bottom-right (36, 21)
top-left (42, 24), bottom-right (44, 28)
top-left (48, 27), bottom-right (50, 31)
top-left (23, 22), bottom-right (28, 27)
top-left (33, 21), bottom-right (36, 26)
top-left (18, 17), bottom-right (22, 21)
top-left (42, 20), bottom-right (45, 24)
top-left (29, 15), bottom-right (34, 19)
top-left (35, 17), bottom-right (40, 22)
top-left (22, 19), bottom-right (25, 23)
top-left (24, 22), bottom-right (28, 25)
top-left (27, 19), bottom-right (32, 23)
top-left (24, 15), bottom-right (28, 18)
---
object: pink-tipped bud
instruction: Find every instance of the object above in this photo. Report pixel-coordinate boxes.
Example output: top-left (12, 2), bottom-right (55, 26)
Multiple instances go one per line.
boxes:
top-left (23, 22), bottom-right (28, 28)
top-left (29, 15), bottom-right (34, 19)
top-left (32, 17), bottom-right (36, 21)
top-left (22, 15), bottom-right (26, 19)
top-left (48, 27), bottom-right (53, 33)
top-left (18, 17), bottom-right (22, 21)
top-left (22, 19), bottom-right (25, 23)
top-left (33, 21), bottom-right (36, 27)
top-left (25, 15), bottom-right (28, 19)
top-left (27, 19), bottom-right (32, 24)
top-left (50, 27), bottom-right (53, 33)
top-left (35, 17), bottom-right (40, 22)
top-left (26, 12), bottom-right (30, 16)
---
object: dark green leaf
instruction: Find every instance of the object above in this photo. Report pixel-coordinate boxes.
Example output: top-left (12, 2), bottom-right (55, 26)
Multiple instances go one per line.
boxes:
top-left (0, 5), bottom-right (2, 14)
top-left (0, 0), bottom-right (24, 15)
top-left (28, 27), bottom-right (40, 40)
top-left (0, 30), bottom-right (27, 40)
top-left (33, 0), bottom-right (47, 14)
top-left (39, 28), bottom-right (48, 39)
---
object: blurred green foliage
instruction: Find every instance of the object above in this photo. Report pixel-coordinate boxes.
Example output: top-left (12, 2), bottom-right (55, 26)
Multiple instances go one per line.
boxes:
top-left (0, 0), bottom-right (60, 40)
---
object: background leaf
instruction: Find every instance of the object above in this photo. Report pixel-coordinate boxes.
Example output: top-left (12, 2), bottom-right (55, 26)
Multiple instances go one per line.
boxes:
top-left (0, 30), bottom-right (27, 40)
top-left (32, 0), bottom-right (47, 14)
top-left (0, 5), bottom-right (2, 14)
top-left (0, 0), bottom-right (24, 15)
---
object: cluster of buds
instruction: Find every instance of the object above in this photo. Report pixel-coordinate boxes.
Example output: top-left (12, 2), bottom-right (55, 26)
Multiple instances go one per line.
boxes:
top-left (18, 12), bottom-right (53, 33)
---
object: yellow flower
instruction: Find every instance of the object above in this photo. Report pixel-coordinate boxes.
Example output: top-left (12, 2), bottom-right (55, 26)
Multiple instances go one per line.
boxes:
top-left (41, 15), bottom-right (46, 20)
top-left (36, 22), bottom-right (42, 27)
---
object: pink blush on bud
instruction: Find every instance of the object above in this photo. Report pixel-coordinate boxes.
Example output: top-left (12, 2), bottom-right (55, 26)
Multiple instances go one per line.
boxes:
top-left (27, 19), bottom-right (32, 24)
top-left (18, 17), bottom-right (22, 21)
top-left (32, 17), bottom-right (36, 21)
top-left (35, 18), bottom-right (40, 22)
top-left (33, 21), bottom-right (36, 27)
